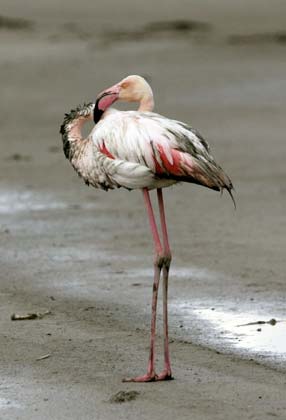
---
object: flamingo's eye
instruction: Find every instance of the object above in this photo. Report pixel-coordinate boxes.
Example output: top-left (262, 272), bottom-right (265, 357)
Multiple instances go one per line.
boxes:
top-left (120, 82), bottom-right (129, 89)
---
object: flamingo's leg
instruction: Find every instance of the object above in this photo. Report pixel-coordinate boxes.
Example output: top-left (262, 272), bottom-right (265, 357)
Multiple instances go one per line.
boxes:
top-left (156, 188), bottom-right (173, 381)
top-left (123, 188), bottom-right (163, 382)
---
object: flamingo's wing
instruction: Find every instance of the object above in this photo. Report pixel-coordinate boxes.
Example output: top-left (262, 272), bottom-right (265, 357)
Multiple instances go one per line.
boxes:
top-left (92, 111), bottom-right (233, 192)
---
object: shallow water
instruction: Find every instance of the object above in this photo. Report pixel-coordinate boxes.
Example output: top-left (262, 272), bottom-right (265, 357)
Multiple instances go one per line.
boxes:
top-left (172, 300), bottom-right (286, 367)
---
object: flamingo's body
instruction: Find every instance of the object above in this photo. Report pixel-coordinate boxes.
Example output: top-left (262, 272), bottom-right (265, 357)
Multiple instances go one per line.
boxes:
top-left (60, 75), bottom-right (234, 382)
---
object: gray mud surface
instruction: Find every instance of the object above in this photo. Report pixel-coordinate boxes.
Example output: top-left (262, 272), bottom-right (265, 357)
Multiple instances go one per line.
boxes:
top-left (1, 1), bottom-right (286, 419)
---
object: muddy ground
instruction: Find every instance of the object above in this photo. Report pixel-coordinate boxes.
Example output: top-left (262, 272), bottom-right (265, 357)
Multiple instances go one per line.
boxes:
top-left (1, 1), bottom-right (286, 419)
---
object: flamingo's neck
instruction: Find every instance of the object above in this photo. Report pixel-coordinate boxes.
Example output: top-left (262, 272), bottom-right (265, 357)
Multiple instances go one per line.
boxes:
top-left (138, 95), bottom-right (154, 112)
top-left (68, 118), bottom-right (87, 141)
top-left (60, 103), bottom-right (94, 159)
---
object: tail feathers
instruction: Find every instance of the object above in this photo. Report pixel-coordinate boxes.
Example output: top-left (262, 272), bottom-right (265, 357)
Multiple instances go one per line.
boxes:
top-left (214, 171), bottom-right (236, 209)
top-left (191, 158), bottom-right (236, 208)
top-left (216, 169), bottom-right (236, 209)
top-left (223, 184), bottom-right (236, 209)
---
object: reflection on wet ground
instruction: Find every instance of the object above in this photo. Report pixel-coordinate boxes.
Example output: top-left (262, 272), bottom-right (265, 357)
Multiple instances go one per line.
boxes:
top-left (50, 251), bottom-right (285, 370)
top-left (0, 190), bottom-right (65, 213)
top-left (0, 189), bottom-right (97, 214)
top-left (173, 301), bottom-right (286, 368)
top-left (121, 266), bottom-right (218, 281)
top-left (0, 397), bottom-right (20, 410)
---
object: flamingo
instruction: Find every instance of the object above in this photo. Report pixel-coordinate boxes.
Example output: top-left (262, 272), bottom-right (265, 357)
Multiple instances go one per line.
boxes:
top-left (60, 75), bottom-right (234, 382)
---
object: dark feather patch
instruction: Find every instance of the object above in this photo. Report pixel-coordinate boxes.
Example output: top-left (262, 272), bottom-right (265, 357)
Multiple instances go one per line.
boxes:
top-left (60, 102), bottom-right (94, 159)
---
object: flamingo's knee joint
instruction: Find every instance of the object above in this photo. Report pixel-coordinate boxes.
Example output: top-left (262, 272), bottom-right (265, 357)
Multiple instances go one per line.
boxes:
top-left (154, 252), bottom-right (172, 269)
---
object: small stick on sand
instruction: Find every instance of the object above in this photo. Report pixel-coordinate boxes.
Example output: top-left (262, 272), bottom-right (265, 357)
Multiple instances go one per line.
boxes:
top-left (11, 310), bottom-right (51, 321)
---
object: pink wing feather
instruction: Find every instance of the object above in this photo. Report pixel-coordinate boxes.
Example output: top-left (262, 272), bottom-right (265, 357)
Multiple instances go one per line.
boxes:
top-left (92, 110), bottom-right (233, 193)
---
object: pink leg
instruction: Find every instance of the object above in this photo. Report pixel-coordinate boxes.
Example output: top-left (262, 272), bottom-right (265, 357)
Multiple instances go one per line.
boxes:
top-left (156, 188), bottom-right (173, 380)
top-left (123, 188), bottom-right (163, 382)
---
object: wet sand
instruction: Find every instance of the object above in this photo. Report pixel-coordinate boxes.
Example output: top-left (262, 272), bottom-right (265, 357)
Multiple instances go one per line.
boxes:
top-left (1, 1), bottom-right (286, 418)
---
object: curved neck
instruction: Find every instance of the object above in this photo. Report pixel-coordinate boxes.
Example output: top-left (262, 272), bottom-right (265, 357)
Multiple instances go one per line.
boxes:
top-left (60, 103), bottom-right (94, 159)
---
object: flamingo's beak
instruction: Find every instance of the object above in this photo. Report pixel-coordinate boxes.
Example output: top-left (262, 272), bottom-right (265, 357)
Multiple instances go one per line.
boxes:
top-left (96, 84), bottom-right (121, 111)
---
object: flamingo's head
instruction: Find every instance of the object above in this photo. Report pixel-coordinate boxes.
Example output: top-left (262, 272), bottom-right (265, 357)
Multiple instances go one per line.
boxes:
top-left (95, 75), bottom-right (154, 116)
top-left (116, 75), bottom-right (153, 105)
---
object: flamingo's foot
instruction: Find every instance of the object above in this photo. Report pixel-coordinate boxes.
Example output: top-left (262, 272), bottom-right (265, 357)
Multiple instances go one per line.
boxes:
top-left (122, 370), bottom-right (173, 382)
top-left (122, 372), bottom-right (157, 383)
top-left (156, 369), bottom-right (173, 381)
